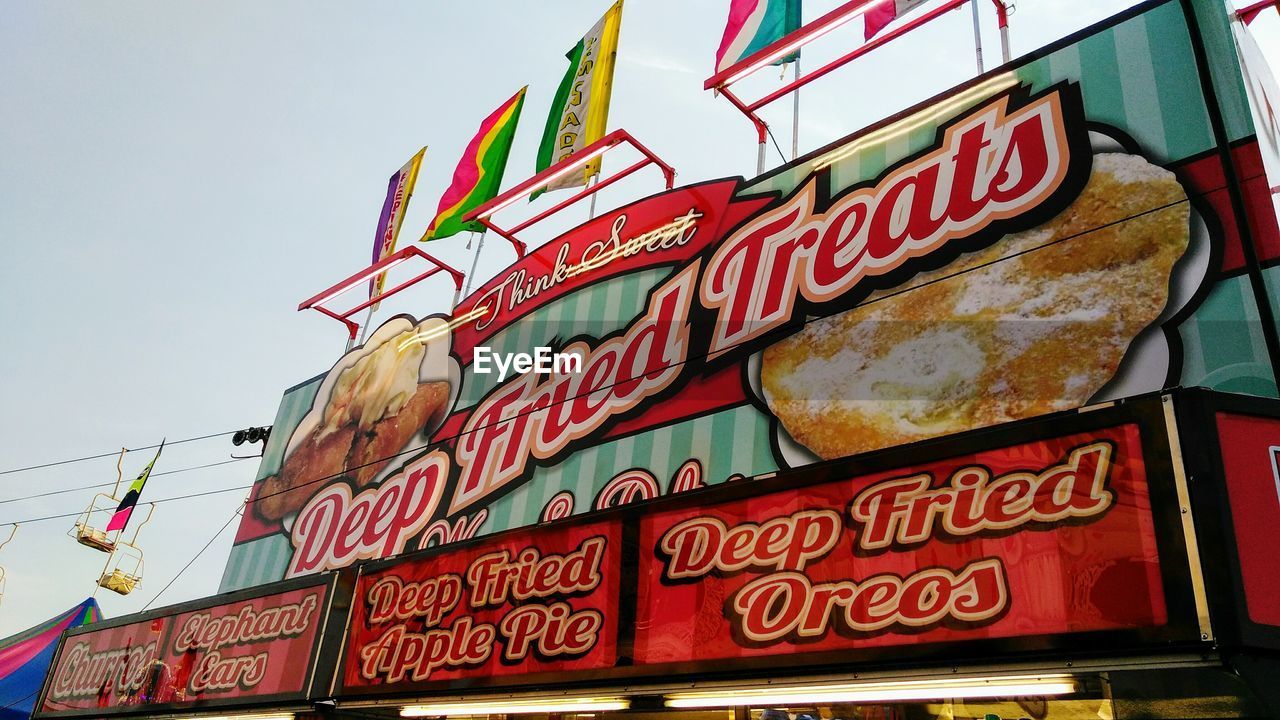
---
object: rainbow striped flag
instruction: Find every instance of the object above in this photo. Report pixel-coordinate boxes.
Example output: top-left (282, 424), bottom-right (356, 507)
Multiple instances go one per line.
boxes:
top-left (421, 87), bottom-right (527, 242)
top-left (714, 0), bottom-right (802, 75)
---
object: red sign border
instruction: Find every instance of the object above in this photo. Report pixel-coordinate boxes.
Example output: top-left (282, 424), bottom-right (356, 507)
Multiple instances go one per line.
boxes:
top-left (33, 573), bottom-right (346, 719)
top-left (331, 391), bottom-right (1207, 700)
top-left (339, 517), bottom-right (625, 690)
top-left (1174, 388), bottom-right (1280, 652)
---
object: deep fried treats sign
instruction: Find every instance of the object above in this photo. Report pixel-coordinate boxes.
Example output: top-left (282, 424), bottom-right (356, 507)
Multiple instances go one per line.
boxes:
top-left (40, 584), bottom-right (327, 714)
top-left (635, 425), bottom-right (1167, 663)
top-left (266, 85), bottom-right (1092, 579)
top-left (342, 519), bottom-right (621, 689)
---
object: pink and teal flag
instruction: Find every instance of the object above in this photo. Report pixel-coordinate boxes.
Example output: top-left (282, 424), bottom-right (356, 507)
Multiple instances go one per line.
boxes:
top-left (421, 87), bottom-right (527, 242)
top-left (104, 441), bottom-right (163, 533)
top-left (714, 0), bottom-right (802, 75)
top-left (864, 0), bottom-right (930, 39)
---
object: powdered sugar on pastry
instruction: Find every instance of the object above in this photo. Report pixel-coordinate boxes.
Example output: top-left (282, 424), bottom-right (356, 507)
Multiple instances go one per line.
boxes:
top-left (761, 151), bottom-right (1190, 460)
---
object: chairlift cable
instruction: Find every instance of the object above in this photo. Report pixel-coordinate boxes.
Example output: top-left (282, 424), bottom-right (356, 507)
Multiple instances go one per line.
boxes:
top-left (0, 429), bottom-right (247, 477)
top-left (0, 458), bottom-right (252, 507)
top-left (140, 505), bottom-right (241, 612)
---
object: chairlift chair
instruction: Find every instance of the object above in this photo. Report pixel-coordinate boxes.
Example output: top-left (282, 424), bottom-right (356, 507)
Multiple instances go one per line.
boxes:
top-left (0, 524), bottom-right (16, 607)
top-left (69, 449), bottom-right (129, 553)
top-left (71, 493), bottom-right (126, 552)
top-left (96, 503), bottom-right (154, 596)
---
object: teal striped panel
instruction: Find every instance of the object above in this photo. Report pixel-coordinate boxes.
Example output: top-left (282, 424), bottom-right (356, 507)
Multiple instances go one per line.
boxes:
top-left (218, 534), bottom-right (293, 592)
top-left (256, 379), bottom-right (321, 480)
top-left (1178, 274), bottom-right (1278, 397)
top-left (1023, 1), bottom-right (1213, 163)
top-left (456, 268), bottom-right (672, 409)
top-left (219, 380), bottom-right (321, 592)
top-left (1184, 0), bottom-right (1254, 142)
top-left (481, 404), bottom-right (779, 534)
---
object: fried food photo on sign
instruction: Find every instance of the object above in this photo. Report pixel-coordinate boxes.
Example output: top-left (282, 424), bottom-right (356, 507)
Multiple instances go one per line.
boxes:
top-left (255, 317), bottom-right (455, 523)
top-left (761, 151), bottom-right (1192, 460)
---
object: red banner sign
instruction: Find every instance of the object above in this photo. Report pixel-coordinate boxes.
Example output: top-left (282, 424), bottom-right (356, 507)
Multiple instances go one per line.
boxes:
top-left (40, 582), bottom-right (329, 715)
top-left (341, 519), bottom-right (621, 691)
top-left (635, 424), bottom-right (1168, 664)
top-left (329, 403), bottom-right (1201, 698)
top-left (1213, 411), bottom-right (1280, 629)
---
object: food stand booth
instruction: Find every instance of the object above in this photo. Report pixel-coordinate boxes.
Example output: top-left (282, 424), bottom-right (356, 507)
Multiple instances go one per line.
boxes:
top-left (30, 390), bottom-right (1280, 718)
top-left (31, 0), bottom-right (1280, 714)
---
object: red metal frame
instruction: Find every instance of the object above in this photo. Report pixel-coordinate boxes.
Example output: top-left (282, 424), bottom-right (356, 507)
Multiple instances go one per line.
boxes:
top-left (706, 0), bottom-right (1008, 140)
top-left (1237, 0), bottom-right (1279, 20)
top-left (461, 129), bottom-right (676, 257)
top-left (994, 0), bottom-right (1010, 28)
top-left (298, 246), bottom-right (464, 341)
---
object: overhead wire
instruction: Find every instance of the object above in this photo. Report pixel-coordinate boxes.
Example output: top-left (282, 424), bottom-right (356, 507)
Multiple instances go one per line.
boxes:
top-left (141, 504), bottom-right (243, 612)
top-left (766, 125), bottom-right (790, 163)
top-left (0, 429), bottom-right (245, 477)
top-left (0, 458), bottom-right (253, 506)
top-left (0, 485), bottom-right (250, 525)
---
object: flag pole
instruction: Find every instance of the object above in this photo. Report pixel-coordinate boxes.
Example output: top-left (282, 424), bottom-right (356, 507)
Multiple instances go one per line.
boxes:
top-left (792, 58), bottom-right (801, 160)
top-left (94, 548), bottom-right (113, 599)
top-left (997, 0), bottom-right (1011, 63)
top-left (970, 0), bottom-right (985, 72)
top-left (357, 304), bottom-right (375, 345)
top-left (587, 173), bottom-right (600, 220)
top-left (464, 230), bottom-right (487, 298)
top-left (758, 136), bottom-right (767, 174)
top-left (112, 448), bottom-right (127, 498)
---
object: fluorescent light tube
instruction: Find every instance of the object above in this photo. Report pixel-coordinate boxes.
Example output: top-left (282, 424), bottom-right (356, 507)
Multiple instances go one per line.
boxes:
top-left (477, 144), bottom-right (614, 220)
top-left (309, 256), bottom-right (411, 307)
top-left (180, 714), bottom-right (294, 720)
top-left (401, 697), bottom-right (630, 717)
top-left (665, 675), bottom-right (1077, 708)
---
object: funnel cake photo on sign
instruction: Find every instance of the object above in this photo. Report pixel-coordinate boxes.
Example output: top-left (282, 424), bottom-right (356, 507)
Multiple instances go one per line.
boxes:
top-left (757, 136), bottom-right (1208, 463)
top-left (255, 316), bottom-right (458, 524)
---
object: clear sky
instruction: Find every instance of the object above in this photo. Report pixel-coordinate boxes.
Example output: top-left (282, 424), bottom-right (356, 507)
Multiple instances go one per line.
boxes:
top-left (1, 0), bottom-right (1277, 637)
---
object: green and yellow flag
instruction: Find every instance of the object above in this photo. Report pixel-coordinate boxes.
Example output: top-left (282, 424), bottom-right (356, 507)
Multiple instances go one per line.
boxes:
top-left (534, 1), bottom-right (623, 198)
top-left (421, 87), bottom-right (527, 242)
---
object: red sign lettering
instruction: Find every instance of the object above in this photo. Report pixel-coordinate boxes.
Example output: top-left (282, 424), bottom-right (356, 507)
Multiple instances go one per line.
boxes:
top-left (637, 424), bottom-right (1166, 664)
top-left (42, 584), bottom-right (328, 713)
top-left (700, 92), bottom-right (1074, 355)
top-left (288, 450), bottom-right (448, 577)
top-left (342, 521), bottom-right (621, 689)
